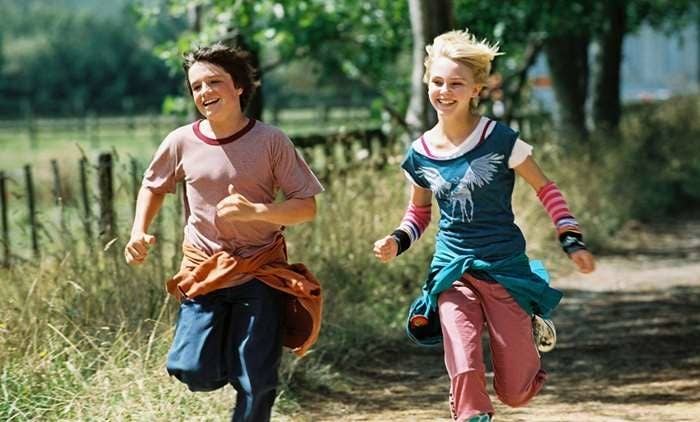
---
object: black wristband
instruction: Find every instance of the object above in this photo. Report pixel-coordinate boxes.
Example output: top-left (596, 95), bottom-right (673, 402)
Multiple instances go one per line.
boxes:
top-left (391, 229), bottom-right (411, 256)
top-left (559, 230), bottom-right (587, 255)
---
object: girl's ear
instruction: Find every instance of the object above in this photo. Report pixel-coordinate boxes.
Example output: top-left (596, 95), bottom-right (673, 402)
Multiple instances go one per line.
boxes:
top-left (471, 84), bottom-right (483, 99)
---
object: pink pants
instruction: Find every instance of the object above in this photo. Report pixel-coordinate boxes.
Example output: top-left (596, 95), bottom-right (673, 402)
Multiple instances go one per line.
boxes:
top-left (438, 274), bottom-right (547, 421)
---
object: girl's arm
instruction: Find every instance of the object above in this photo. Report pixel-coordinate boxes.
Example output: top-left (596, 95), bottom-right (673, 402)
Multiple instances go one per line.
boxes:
top-left (514, 156), bottom-right (595, 273)
top-left (512, 155), bottom-right (549, 191)
top-left (373, 183), bottom-right (432, 263)
top-left (124, 187), bottom-right (165, 265)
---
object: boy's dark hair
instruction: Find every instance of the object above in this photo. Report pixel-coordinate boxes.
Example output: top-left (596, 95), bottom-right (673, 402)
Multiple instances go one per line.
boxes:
top-left (182, 43), bottom-right (260, 111)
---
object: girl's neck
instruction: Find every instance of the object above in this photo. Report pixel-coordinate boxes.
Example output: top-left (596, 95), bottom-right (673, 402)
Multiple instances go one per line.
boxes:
top-left (434, 112), bottom-right (482, 146)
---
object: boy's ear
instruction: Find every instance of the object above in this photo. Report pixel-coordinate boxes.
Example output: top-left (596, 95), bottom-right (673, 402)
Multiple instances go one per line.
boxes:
top-left (236, 88), bottom-right (243, 95)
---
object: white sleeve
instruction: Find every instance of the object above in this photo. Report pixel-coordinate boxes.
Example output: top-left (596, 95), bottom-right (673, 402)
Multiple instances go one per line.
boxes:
top-left (508, 138), bottom-right (533, 168)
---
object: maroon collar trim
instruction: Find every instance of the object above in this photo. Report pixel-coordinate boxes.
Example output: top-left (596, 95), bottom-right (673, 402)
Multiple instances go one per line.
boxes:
top-left (192, 118), bottom-right (256, 145)
top-left (420, 135), bottom-right (437, 158)
top-left (476, 119), bottom-right (494, 147)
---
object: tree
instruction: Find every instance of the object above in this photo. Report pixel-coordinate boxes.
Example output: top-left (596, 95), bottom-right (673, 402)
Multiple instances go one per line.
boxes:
top-left (454, 1), bottom-right (549, 126)
top-left (405, 0), bottom-right (454, 136)
top-left (590, 0), bottom-right (698, 131)
top-left (591, 0), bottom-right (625, 131)
top-left (150, 0), bottom-right (411, 126)
top-left (456, 0), bottom-right (700, 140)
top-left (0, 1), bottom-right (182, 116)
top-left (544, 32), bottom-right (591, 139)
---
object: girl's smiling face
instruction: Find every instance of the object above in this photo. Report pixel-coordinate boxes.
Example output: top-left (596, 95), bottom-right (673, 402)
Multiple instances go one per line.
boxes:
top-left (427, 56), bottom-right (482, 118)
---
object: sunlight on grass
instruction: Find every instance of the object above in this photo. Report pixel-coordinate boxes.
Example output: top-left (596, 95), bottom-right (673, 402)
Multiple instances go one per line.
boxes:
top-left (4, 97), bottom-right (698, 418)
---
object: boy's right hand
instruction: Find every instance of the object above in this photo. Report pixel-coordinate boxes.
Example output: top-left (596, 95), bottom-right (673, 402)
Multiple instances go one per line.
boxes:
top-left (373, 235), bottom-right (398, 263)
top-left (124, 233), bottom-right (156, 265)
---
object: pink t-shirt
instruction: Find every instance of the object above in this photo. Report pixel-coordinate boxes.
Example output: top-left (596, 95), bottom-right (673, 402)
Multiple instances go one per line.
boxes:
top-left (143, 119), bottom-right (324, 258)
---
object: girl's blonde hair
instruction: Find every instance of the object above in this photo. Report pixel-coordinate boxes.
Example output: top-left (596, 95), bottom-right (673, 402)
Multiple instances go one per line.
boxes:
top-left (423, 29), bottom-right (502, 86)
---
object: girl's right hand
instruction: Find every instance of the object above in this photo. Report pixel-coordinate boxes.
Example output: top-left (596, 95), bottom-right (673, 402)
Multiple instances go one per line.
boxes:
top-left (373, 235), bottom-right (398, 263)
top-left (124, 233), bottom-right (156, 265)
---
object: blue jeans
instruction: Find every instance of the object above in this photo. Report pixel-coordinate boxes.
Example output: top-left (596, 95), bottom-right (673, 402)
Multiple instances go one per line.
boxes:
top-left (166, 279), bottom-right (283, 422)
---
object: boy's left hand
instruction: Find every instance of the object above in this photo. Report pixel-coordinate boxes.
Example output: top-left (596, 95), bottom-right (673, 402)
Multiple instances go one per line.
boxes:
top-left (216, 184), bottom-right (260, 222)
top-left (570, 249), bottom-right (595, 273)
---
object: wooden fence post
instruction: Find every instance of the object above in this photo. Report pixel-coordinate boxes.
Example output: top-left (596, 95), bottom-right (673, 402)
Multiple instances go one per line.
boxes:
top-left (152, 210), bottom-right (165, 281)
top-left (79, 158), bottom-right (93, 244)
top-left (24, 165), bottom-right (39, 257)
top-left (171, 181), bottom-right (185, 272)
top-left (23, 101), bottom-right (38, 150)
top-left (98, 153), bottom-right (115, 243)
top-left (126, 110), bottom-right (136, 142)
top-left (0, 171), bottom-right (9, 268)
top-left (50, 160), bottom-right (62, 201)
top-left (50, 159), bottom-right (66, 231)
top-left (130, 158), bottom-right (140, 220)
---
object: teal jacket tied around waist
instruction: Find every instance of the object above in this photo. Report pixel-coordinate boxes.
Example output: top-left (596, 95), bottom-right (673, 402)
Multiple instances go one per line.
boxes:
top-left (424, 251), bottom-right (560, 318)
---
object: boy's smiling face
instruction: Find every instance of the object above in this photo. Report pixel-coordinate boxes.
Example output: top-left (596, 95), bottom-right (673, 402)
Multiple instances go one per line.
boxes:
top-left (427, 56), bottom-right (481, 117)
top-left (188, 61), bottom-right (243, 121)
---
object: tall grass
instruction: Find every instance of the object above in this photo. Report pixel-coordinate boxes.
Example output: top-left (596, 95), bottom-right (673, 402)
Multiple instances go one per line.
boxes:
top-left (0, 160), bottom-right (588, 420)
top-left (2, 96), bottom-right (698, 419)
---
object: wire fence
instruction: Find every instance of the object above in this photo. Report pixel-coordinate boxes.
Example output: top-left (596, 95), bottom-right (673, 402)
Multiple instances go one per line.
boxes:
top-left (0, 107), bottom-right (380, 148)
top-left (0, 126), bottom-right (396, 268)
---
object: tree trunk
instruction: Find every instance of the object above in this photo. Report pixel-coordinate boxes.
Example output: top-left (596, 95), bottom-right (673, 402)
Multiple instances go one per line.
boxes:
top-left (545, 34), bottom-right (590, 140)
top-left (244, 44), bottom-right (264, 121)
top-left (405, 0), bottom-right (454, 138)
top-left (593, 1), bottom-right (626, 131)
top-left (187, 4), bottom-right (204, 121)
top-left (503, 38), bottom-right (544, 124)
top-left (219, 32), bottom-right (263, 120)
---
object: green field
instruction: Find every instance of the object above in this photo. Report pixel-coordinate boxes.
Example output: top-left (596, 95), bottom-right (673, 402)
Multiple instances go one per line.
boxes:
top-left (0, 108), bottom-right (379, 170)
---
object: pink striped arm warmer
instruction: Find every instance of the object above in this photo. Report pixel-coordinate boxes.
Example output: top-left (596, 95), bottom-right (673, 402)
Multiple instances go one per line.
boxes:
top-left (390, 203), bottom-right (431, 255)
top-left (536, 181), bottom-right (587, 254)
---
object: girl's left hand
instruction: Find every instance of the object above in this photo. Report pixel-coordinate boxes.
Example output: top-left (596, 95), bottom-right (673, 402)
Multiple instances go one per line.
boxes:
top-left (570, 249), bottom-right (595, 273)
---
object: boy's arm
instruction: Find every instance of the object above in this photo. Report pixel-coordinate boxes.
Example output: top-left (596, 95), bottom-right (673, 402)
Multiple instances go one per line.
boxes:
top-left (125, 187), bottom-right (165, 265)
top-left (373, 184), bottom-right (432, 263)
top-left (216, 184), bottom-right (317, 226)
top-left (514, 156), bottom-right (595, 273)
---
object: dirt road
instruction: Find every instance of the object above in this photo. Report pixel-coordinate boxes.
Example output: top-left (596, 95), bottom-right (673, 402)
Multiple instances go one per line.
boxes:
top-left (290, 220), bottom-right (700, 421)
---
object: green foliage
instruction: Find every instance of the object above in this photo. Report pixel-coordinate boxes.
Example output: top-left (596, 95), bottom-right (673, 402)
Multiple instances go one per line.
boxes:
top-left (0, 0), bottom-right (184, 117)
top-left (149, 0), bottom-right (411, 118)
top-left (455, 0), bottom-right (700, 136)
top-left (612, 96), bottom-right (700, 220)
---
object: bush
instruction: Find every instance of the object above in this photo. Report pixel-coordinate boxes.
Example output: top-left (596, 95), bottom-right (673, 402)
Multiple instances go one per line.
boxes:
top-left (615, 96), bottom-right (700, 220)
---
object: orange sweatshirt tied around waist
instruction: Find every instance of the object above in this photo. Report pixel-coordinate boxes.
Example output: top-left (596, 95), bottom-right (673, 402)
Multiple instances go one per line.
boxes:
top-left (165, 235), bottom-right (322, 357)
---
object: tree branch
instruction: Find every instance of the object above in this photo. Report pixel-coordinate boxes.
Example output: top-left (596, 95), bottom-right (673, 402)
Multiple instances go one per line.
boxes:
top-left (503, 36), bottom-right (544, 123)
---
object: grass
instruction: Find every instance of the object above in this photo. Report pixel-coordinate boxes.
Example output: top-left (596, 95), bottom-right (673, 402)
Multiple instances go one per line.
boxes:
top-left (0, 157), bottom-right (583, 420)
top-left (3, 97), bottom-right (698, 419)
top-left (0, 108), bottom-right (380, 171)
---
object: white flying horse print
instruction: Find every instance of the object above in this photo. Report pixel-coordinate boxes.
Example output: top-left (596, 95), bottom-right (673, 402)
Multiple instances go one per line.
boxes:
top-left (451, 153), bottom-right (504, 221)
top-left (416, 166), bottom-right (453, 199)
top-left (417, 152), bottom-right (504, 222)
